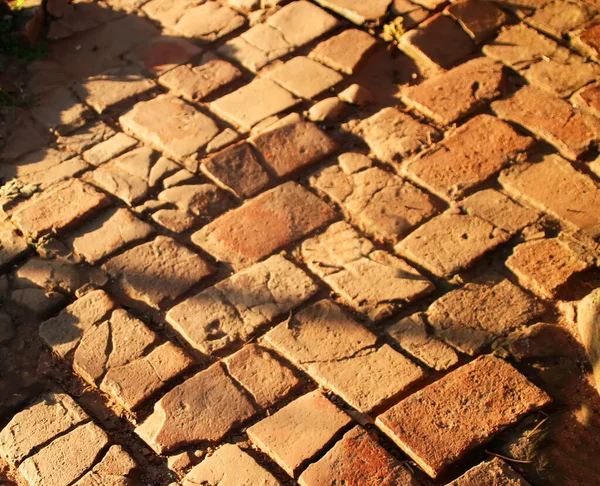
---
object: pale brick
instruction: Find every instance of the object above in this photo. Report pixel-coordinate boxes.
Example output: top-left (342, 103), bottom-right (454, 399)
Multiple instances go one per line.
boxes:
top-left (73, 445), bottom-right (138, 486)
top-left (192, 182), bottom-right (335, 270)
top-left (267, 56), bottom-right (344, 99)
top-left (166, 254), bottom-right (318, 355)
top-left (31, 86), bottom-right (93, 135)
top-left (309, 29), bottom-right (376, 74)
top-left (83, 133), bottom-right (138, 166)
top-left (127, 36), bottom-right (203, 76)
top-left (313, 0), bottom-right (391, 24)
top-left (447, 457), bottom-right (531, 486)
top-left (375, 355), bottom-right (551, 478)
top-left (56, 121), bottom-right (116, 154)
top-left (0, 222), bottom-right (29, 271)
top-left (247, 391), bottom-right (352, 477)
top-left (142, 0), bottom-right (204, 28)
top-left (446, 0), bottom-right (508, 44)
top-left (522, 56), bottom-right (600, 98)
top-left (266, 300), bottom-right (426, 412)
top-left (572, 81), bottom-right (600, 118)
top-left (174, 2), bottom-right (245, 42)
top-left (526, 0), bottom-right (595, 39)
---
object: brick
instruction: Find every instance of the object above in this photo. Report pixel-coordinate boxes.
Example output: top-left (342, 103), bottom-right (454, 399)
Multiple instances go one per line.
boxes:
top-left (251, 120), bottom-right (338, 177)
top-left (353, 107), bottom-right (439, 164)
top-left (201, 142), bottom-right (271, 198)
top-left (18, 422), bottom-right (109, 486)
top-left (399, 14), bottom-right (476, 70)
top-left (142, 0), bottom-right (204, 28)
top-left (376, 355), bottom-right (551, 478)
top-left (127, 36), bottom-right (203, 76)
top-left (391, 0), bottom-right (429, 29)
top-left (301, 222), bottom-right (434, 320)
top-left (210, 78), bottom-right (299, 132)
top-left (192, 182), bottom-right (335, 269)
top-left (136, 362), bottom-right (257, 453)
top-left (572, 21), bottom-right (600, 62)
top-left (309, 29), bottom-right (376, 74)
top-left (527, 0), bottom-right (594, 39)
top-left (206, 128), bottom-right (239, 154)
top-left (0, 222), bottom-right (29, 271)
top-left (9, 288), bottom-right (68, 317)
top-left (166, 254), bottom-right (318, 355)
top-left (101, 341), bottom-right (194, 411)
top-left (385, 313), bottom-right (459, 371)
top-left (412, 0), bottom-right (445, 9)
top-left (158, 53), bottom-right (242, 102)
top-left (313, 0), bottom-right (391, 24)
top-left (174, 2), bottom-right (245, 42)
top-left (0, 111), bottom-right (50, 162)
top-left (447, 457), bottom-right (531, 486)
top-left (103, 236), bottom-right (214, 309)
top-left (576, 289), bottom-right (600, 395)
top-left (523, 56), bottom-right (600, 98)
top-left (266, 300), bottom-right (426, 412)
top-left (31, 86), bottom-right (93, 135)
top-left (311, 153), bottom-right (438, 241)
top-left (403, 115), bottom-right (533, 201)
top-left (400, 58), bottom-right (505, 125)
top-left (83, 133), bottom-right (138, 166)
top-left (0, 312), bottom-right (14, 343)
top-left (224, 344), bottom-right (300, 409)
top-left (247, 391), bottom-right (352, 477)
top-left (39, 290), bottom-right (116, 358)
top-left (120, 94), bottom-right (221, 160)
top-left (298, 426), bottom-right (417, 486)
top-left (571, 81), bottom-right (600, 118)
top-left (499, 154), bottom-right (600, 237)
top-left (47, 0), bottom-right (119, 41)
top-left (446, 0), bottom-right (508, 44)
top-left (460, 189), bottom-right (539, 234)
top-left (395, 212), bottom-right (510, 277)
top-left (183, 444), bottom-right (280, 486)
top-left (0, 393), bottom-right (88, 466)
top-left (267, 56), bottom-right (344, 99)
top-left (506, 238), bottom-right (591, 299)
top-left (74, 445), bottom-right (138, 486)
top-left (57, 121), bottom-right (116, 154)
top-left (493, 86), bottom-right (600, 161)
top-left (427, 279), bottom-right (544, 355)
top-left (307, 97), bottom-right (346, 121)
top-left (11, 179), bottom-right (111, 237)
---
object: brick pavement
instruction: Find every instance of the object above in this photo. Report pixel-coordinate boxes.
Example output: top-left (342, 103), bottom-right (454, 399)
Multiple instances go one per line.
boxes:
top-left (1, 0), bottom-right (600, 484)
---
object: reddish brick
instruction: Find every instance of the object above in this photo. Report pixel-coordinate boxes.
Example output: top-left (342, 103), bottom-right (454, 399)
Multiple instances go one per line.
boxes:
top-left (83, 132), bottom-right (138, 166)
top-left (400, 58), bottom-right (505, 125)
top-left (298, 426), bottom-right (418, 486)
top-left (448, 457), bottom-right (531, 485)
top-left (127, 36), bottom-right (203, 76)
top-left (571, 21), bottom-right (600, 62)
top-left (313, 0), bottom-right (391, 24)
top-left (376, 355), bottom-right (551, 478)
top-left (266, 300), bottom-right (426, 413)
top-left (192, 182), bottom-right (335, 270)
top-left (247, 391), bottom-right (352, 477)
top-left (309, 29), bottom-right (376, 74)
top-left (74, 445), bottom-right (138, 486)
top-left (402, 115), bottom-right (533, 201)
top-left (499, 154), bottom-right (600, 237)
top-left (523, 56), bottom-right (600, 98)
top-left (446, 0), bottom-right (508, 44)
top-left (173, 2), bottom-right (245, 43)
top-left (0, 222), bottom-right (29, 271)
top-left (492, 86), bottom-right (600, 161)
top-left (142, 0), bottom-right (204, 28)
top-left (572, 81), bottom-right (600, 118)
top-left (527, 0), bottom-right (594, 39)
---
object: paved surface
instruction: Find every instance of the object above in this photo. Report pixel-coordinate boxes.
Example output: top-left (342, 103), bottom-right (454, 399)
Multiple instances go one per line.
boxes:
top-left (1, 0), bottom-right (600, 484)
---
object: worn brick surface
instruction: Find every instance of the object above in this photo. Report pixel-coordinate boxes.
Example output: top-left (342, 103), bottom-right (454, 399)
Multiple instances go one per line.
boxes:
top-left (192, 182), bottom-right (335, 269)
top-left (267, 56), bottom-right (344, 99)
top-left (400, 58), bottom-right (505, 125)
top-left (376, 355), bottom-right (551, 478)
top-left (83, 132), bottom-right (138, 166)
top-left (309, 29), bottom-right (376, 74)
top-left (499, 154), bottom-right (600, 237)
top-left (301, 222), bottom-right (434, 320)
top-left (571, 20), bottom-right (600, 62)
top-left (142, 0), bottom-right (204, 28)
top-left (426, 279), bottom-right (544, 355)
top-left (127, 36), bottom-right (203, 76)
top-left (446, 0), bottom-right (508, 44)
top-left (298, 426), bottom-right (418, 486)
top-left (447, 457), bottom-right (532, 486)
top-left (173, 2), bottom-right (245, 42)
top-left (32, 87), bottom-right (93, 135)
top-left (267, 300), bottom-right (426, 412)
top-left (247, 391), bottom-right (352, 477)
top-left (314, 0), bottom-right (391, 24)
top-left (402, 115), bottom-right (533, 201)
top-left (572, 81), bottom-right (600, 117)
top-left (0, 222), bottom-right (29, 271)
top-left (73, 445), bottom-right (138, 486)
top-left (57, 122), bottom-right (116, 154)
top-left (167, 254), bottom-right (318, 354)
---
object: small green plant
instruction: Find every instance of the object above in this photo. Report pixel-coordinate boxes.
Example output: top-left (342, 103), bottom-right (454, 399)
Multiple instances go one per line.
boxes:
top-left (382, 17), bottom-right (405, 46)
top-left (0, 178), bottom-right (39, 201)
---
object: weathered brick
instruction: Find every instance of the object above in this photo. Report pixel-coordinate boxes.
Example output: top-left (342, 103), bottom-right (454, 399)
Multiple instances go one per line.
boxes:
top-left (166, 254), bottom-right (318, 355)
top-left (267, 56), bottom-right (344, 99)
top-left (353, 107), bottom-right (439, 164)
top-left (31, 86), bottom-right (93, 135)
top-left (395, 212), bottom-right (510, 277)
top-left (527, 0), bottom-right (594, 39)
top-left (307, 96), bottom-right (346, 121)
top-left (506, 238), bottom-right (591, 299)
top-left (399, 14), bottom-right (476, 70)
top-left (386, 313), bottom-right (459, 371)
top-left (192, 182), bottom-right (335, 269)
top-left (210, 78), bottom-right (299, 132)
top-left (158, 53), bottom-right (242, 102)
top-left (447, 457), bottom-right (531, 486)
top-left (0, 222), bottom-right (29, 271)
top-left (301, 222), bottom-right (434, 320)
top-left (571, 81), bottom-right (600, 118)
top-left (391, 0), bottom-right (429, 29)
top-left (11, 179), bottom-right (111, 237)
top-left (56, 121), bottom-right (116, 154)
top-left (120, 94), bottom-right (221, 161)
top-left (266, 300), bottom-right (426, 412)
top-left (572, 21), bottom-right (600, 62)
top-left (402, 115), bottom-right (533, 201)
top-left (0, 111), bottom-right (50, 162)
top-left (313, 0), bottom-right (391, 24)
top-left (183, 444), bottom-right (280, 486)
top-left (142, 0), bottom-right (204, 28)
top-left (400, 58), bottom-right (505, 125)
top-left (311, 153), bottom-right (438, 241)
top-left (201, 142), bottom-right (271, 198)
top-left (103, 236), bottom-right (214, 309)
top-left (528, 57), bottom-right (600, 99)
top-left (82, 132), bottom-right (138, 166)
top-left (376, 355), bottom-right (551, 478)
top-left (64, 207), bottom-right (155, 264)
top-left (173, 2), bottom-right (245, 42)
top-left (499, 154), bottom-right (600, 237)
top-left (309, 29), bottom-right (376, 74)
top-left (298, 426), bottom-right (418, 486)
top-left (127, 36), bottom-right (203, 76)
top-left (136, 362), bottom-right (257, 453)
top-left (427, 279), bottom-right (544, 355)
top-left (247, 391), bottom-right (352, 477)
top-left (251, 120), bottom-right (338, 177)
top-left (73, 445), bottom-right (138, 486)
top-left (446, 0), bottom-right (508, 44)
top-left (0, 393), bottom-right (88, 466)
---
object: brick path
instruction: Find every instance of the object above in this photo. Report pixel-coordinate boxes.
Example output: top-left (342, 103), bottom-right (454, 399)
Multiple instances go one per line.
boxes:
top-left (1, 0), bottom-right (600, 484)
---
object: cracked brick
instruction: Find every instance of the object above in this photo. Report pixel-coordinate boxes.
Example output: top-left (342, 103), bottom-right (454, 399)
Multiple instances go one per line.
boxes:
top-left (0, 222), bottom-right (29, 272)
top-left (446, 0), bottom-right (508, 44)
top-left (142, 0), bottom-right (204, 29)
top-left (447, 457), bottom-right (531, 486)
top-left (82, 133), bottom-right (138, 167)
top-left (174, 2), bottom-right (245, 43)
top-left (313, 0), bottom-right (391, 24)
top-left (73, 445), bottom-right (138, 486)
top-left (526, 0), bottom-right (594, 39)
